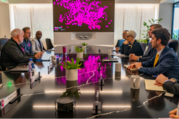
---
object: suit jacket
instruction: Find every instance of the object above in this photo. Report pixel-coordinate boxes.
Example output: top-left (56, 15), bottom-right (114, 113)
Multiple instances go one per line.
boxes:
top-left (139, 46), bottom-right (179, 80)
top-left (121, 40), bottom-right (143, 56)
top-left (138, 43), bottom-right (156, 62)
top-left (163, 81), bottom-right (179, 95)
top-left (32, 38), bottom-right (46, 54)
top-left (1, 38), bottom-right (36, 69)
top-left (21, 39), bottom-right (34, 54)
top-left (115, 39), bottom-right (125, 49)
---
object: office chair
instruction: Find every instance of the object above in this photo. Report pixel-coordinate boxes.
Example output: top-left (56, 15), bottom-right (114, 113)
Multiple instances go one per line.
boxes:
top-left (46, 38), bottom-right (54, 50)
top-left (168, 39), bottom-right (179, 53)
top-left (140, 43), bottom-right (146, 52)
top-left (0, 38), bottom-right (9, 71)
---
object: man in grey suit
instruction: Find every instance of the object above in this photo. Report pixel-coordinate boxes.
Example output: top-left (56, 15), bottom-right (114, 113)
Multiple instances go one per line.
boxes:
top-left (32, 31), bottom-right (46, 54)
top-left (129, 24), bottom-right (162, 62)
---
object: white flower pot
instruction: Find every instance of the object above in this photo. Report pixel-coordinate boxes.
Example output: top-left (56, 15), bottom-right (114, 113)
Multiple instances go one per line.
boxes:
top-left (77, 52), bottom-right (83, 59)
top-left (66, 69), bottom-right (78, 81)
top-left (82, 46), bottom-right (87, 54)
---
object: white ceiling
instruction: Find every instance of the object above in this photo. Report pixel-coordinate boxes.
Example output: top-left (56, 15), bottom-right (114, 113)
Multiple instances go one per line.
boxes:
top-left (1, 0), bottom-right (178, 4)
top-left (160, 0), bottom-right (179, 3)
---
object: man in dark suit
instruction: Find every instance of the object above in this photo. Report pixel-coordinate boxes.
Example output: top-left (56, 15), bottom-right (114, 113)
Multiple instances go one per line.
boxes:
top-left (32, 31), bottom-right (46, 54)
top-left (155, 74), bottom-right (179, 95)
top-left (1, 29), bottom-right (43, 70)
top-left (115, 30), bottom-right (128, 51)
top-left (121, 30), bottom-right (143, 56)
top-left (21, 27), bottom-right (34, 54)
top-left (129, 24), bottom-right (162, 62)
top-left (128, 28), bottom-right (179, 80)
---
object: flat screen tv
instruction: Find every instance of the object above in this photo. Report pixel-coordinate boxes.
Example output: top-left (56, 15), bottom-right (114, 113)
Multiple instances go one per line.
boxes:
top-left (53, 0), bottom-right (115, 32)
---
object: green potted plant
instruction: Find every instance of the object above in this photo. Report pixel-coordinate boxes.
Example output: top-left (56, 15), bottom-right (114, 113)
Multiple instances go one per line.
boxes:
top-left (75, 46), bottom-right (84, 59)
top-left (60, 58), bottom-right (81, 81)
top-left (141, 18), bottom-right (163, 43)
top-left (82, 43), bottom-right (88, 54)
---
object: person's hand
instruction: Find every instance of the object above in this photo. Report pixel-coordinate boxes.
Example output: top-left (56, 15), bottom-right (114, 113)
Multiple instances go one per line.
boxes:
top-left (116, 47), bottom-right (120, 51)
top-left (35, 62), bottom-right (44, 68)
top-left (123, 40), bottom-right (129, 45)
top-left (35, 52), bottom-right (43, 59)
top-left (169, 108), bottom-right (179, 118)
top-left (129, 62), bottom-right (142, 69)
top-left (129, 54), bottom-right (139, 61)
top-left (155, 74), bottom-right (168, 86)
top-left (127, 64), bottom-right (136, 69)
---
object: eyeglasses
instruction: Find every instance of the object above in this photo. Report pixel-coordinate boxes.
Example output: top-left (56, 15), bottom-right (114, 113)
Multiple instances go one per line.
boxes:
top-left (126, 35), bottom-right (132, 38)
top-left (25, 32), bottom-right (31, 35)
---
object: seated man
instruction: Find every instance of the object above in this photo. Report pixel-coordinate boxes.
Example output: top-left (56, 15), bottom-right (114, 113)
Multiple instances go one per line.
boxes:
top-left (1, 29), bottom-right (43, 70)
top-left (115, 30), bottom-right (128, 51)
top-left (32, 31), bottom-right (46, 54)
top-left (130, 24), bottom-right (162, 62)
top-left (21, 27), bottom-right (34, 54)
top-left (121, 30), bottom-right (143, 56)
top-left (128, 28), bottom-right (179, 80)
top-left (155, 74), bottom-right (179, 95)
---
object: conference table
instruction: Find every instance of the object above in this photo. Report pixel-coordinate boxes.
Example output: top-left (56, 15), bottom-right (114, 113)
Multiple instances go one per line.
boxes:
top-left (0, 45), bottom-right (178, 118)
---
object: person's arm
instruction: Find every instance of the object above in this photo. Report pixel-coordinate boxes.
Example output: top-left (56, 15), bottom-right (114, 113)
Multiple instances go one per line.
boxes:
top-left (121, 44), bottom-right (125, 54)
top-left (123, 45), bottom-right (131, 55)
top-left (138, 50), bottom-right (156, 62)
top-left (30, 42), bottom-right (34, 54)
top-left (134, 43), bottom-right (144, 56)
top-left (139, 53), bottom-right (175, 75)
top-left (163, 81), bottom-right (179, 95)
top-left (32, 40), bottom-right (40, 54)
top-left (5, 43), bottom-right (36, 63)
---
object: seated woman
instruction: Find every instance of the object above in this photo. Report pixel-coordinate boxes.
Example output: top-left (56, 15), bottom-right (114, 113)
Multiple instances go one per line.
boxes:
top-left (121, 30), bottom-right (143, 56)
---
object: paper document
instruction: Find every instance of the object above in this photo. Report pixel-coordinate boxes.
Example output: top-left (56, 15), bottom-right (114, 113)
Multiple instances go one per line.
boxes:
top-left (113, 54), bottom-right (129, 58)
top-left (145, 79), bottom-right (165, 91)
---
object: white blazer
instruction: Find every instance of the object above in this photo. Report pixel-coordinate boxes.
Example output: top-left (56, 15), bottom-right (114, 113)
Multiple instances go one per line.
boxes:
top-left (32, 38), bottom-right (44, 53)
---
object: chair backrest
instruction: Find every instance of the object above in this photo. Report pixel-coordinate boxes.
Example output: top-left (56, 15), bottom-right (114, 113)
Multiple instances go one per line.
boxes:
top-left (168, 39), bottom-right (179, 53)
top-left (0, 38), bottom-right (9, 51)
top-left (140, 43), bottom-right (146, 51)
top-left (46, 38), bottom-right (54, 50)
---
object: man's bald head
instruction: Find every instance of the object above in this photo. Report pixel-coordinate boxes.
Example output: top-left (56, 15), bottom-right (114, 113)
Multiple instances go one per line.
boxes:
top-left (36, 31), bottom-right (42, 40)
top-left (11, 29), bottom-right (24, 44)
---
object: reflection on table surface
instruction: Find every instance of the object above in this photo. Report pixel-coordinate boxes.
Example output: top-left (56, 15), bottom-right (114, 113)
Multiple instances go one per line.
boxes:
top-left (0, 45), bottom-right (178, 118)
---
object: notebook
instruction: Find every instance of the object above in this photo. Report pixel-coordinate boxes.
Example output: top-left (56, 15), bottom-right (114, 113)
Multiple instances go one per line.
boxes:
top-left (145, 79), bottom-right (165, 91)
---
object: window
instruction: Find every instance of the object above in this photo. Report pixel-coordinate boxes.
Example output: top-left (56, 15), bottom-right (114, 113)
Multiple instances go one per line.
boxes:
top-left (172, 2), bottom-right (179, 40)
top-left (10, 4), bottom-right (53, 46)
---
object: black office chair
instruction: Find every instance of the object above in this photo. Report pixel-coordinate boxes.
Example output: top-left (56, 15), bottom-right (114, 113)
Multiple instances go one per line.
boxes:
top-left (46, 38), bottom-right (54, 50)
top-left (168, 39), bottom-right (179, 53)
top-left (140, 43), bottom-right (146, 52)
top-left (0, 38), bottom-right (9, 71)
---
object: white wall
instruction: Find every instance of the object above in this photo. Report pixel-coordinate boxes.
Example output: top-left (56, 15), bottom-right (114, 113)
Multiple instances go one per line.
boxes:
top-left (115, 0), bottom-right (160, 3)
top-left (8, 0), bottom-right (161, 4)
top-left (159, 3), bottom-right (173, 34)
top-left (0, 3), bottom-right (10, 38)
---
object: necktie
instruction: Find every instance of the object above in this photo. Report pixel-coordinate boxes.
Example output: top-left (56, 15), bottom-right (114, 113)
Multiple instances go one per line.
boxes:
top-left (153, 53), bottom-right (159, 67)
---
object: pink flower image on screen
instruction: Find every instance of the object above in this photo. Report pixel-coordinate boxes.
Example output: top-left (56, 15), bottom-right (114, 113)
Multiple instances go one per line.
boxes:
top-left (54, 0), bottom-right (111, 30)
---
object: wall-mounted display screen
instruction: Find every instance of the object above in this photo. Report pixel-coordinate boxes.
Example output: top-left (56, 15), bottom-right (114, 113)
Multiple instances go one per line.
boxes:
top-left (53, 0), bottom-right (114, 32)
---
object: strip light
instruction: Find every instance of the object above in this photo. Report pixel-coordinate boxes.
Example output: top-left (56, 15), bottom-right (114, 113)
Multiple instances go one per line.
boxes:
top-left (33, 105), bottom-right (130, 109)
top-left (44, 90), bottom-right (122, 94)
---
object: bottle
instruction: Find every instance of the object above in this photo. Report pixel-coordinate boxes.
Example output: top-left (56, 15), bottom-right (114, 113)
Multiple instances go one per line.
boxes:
top-left (29, 58), bottom-right (35, 71)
